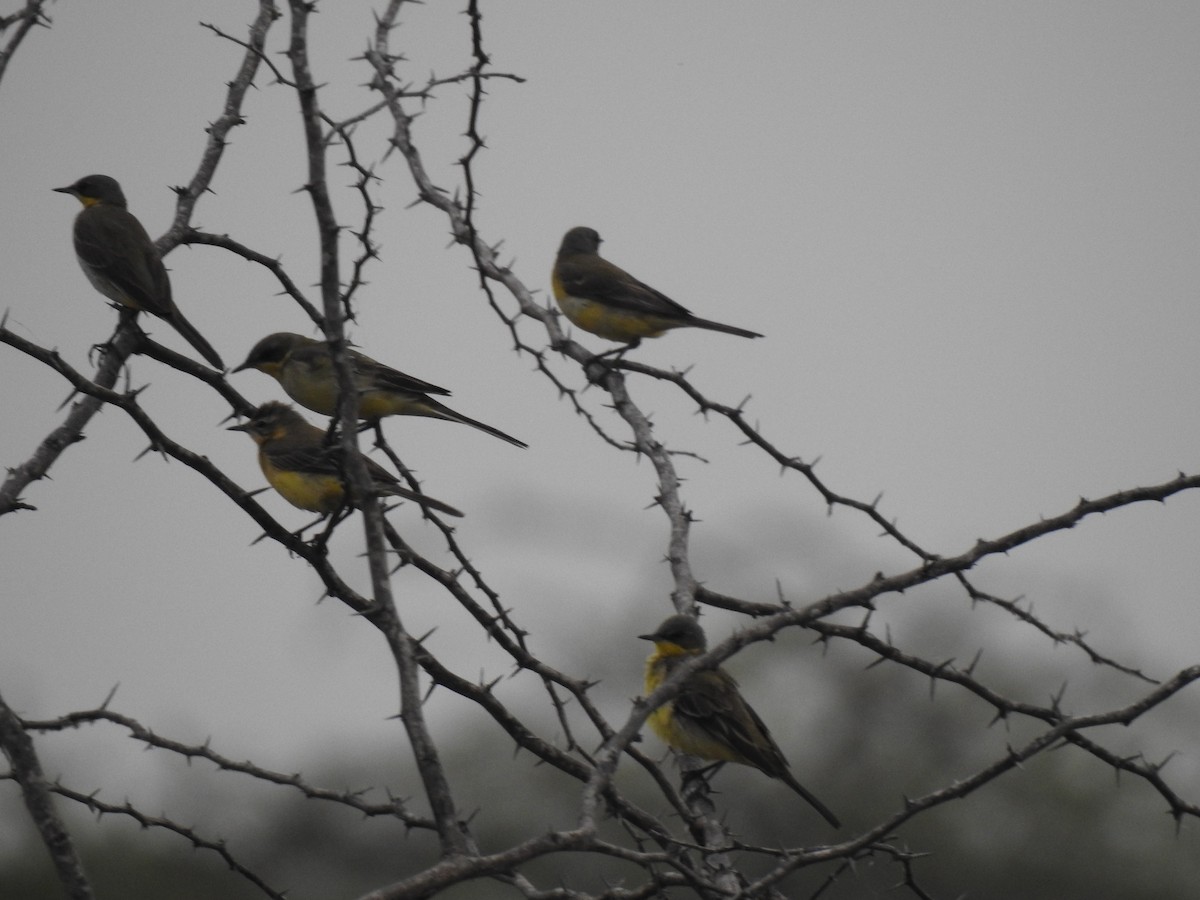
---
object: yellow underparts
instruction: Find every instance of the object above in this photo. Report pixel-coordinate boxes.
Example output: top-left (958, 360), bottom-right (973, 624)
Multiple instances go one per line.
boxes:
top-left (282, 370), bottom-right (423, 420)
top-left (356, 391), bottom-right (425, 419)
top-left (644, 642), bottom-right (739, 763)
top-left (260, 461), bottom-right (344, 514)
top-left (280, 369), bottom-right (338, 417)
top-left (554, 293), bottom-right (675, 342)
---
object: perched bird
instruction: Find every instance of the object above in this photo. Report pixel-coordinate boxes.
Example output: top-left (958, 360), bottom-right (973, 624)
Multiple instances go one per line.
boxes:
top-left (54, 174), bottom-right (224, 369)
top-left (639, 614), bottom-right (840, 828)
top-left (552, 226), bottom-right (763, 346)
top-left (234, 332), bottom-right (526, 449)
top-left (228, 401), bottom-right (463, 518)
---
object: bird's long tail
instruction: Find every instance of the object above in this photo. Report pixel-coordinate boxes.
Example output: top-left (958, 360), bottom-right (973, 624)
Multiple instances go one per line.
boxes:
top-left (379, 482), bottom-right (464, 518)
top-left (782, 770), bottom-right (841, 829)
top-left (418, 398), bottom-right (528, 449)
top-left (166, 308), bottom-right (225, 369)
top-left (688, 317), bottom-right (764, 340)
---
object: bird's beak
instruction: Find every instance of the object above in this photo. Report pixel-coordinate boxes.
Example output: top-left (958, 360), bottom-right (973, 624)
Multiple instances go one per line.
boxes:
top-left (52, 185), bottom-right (75, 195)
top-left (227, 421), bottom-right (253, 433)
top-left (230, 359), bottom-right (252, 373)
top-left (637, 633), bottom-right (656, 642)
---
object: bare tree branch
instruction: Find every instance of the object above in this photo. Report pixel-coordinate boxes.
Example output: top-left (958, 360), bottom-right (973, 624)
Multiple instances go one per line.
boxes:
top-left (0, 690), bottom-right (94, 900)
top-left (0, 0), bottom-right (49, 86)
top-left (2, 4), bottom-right (1197, 899)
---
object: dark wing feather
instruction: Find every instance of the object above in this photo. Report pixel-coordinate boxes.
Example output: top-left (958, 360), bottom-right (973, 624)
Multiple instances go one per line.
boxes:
top-left (262, 441), bottom-right (344, 479)
top-left (263, 428), bottom-right (461, 516)
top-left (266, 439), bottom-right (404, 489)
top-left (558, 256), bottom-right (694, 319)
top-left (74, 207), bottom-right (171, 315)
top-left (675, 663), bottom-right (841, 827)
top-left (674, 669), bottom-right (790, 776)
top-left (352, 350), bottom-right (452, 397)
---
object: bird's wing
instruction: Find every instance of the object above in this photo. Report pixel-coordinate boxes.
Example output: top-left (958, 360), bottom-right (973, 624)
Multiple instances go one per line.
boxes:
top-left (354, 351), bottom-right (451, 397)
top-left (558, 256), bottom-right (693, 319)
top-left (674, 669), bottom-right (789, 775)
top-left (262, 441), bottom-right (344, 479)
top-left (267, 437), bottom-right (405, 488)
top-left (73, 208), bottom-right (170, 314)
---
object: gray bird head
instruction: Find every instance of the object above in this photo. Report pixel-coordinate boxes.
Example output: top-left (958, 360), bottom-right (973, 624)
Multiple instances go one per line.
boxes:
top-left (639, 614), bottom-right (707, 652)
top-left (53, 174), bottom-right (128, 209)
top-left (234, 332), bottom-right (313, 373)
top-left (558, 226), bottom-right (602, 256)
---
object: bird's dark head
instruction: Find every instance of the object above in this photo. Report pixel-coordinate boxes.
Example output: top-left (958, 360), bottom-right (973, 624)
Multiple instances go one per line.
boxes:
top-left (233, 332), bottom-right (311, 375)
top-left (639, 614), bottom-right (707, 655)
top-left (558, 226), bottom-right (602, 257)
top-left (53, 174), bottom-right (128, 209)
top-left (227, 401), bottom-right (305, 444)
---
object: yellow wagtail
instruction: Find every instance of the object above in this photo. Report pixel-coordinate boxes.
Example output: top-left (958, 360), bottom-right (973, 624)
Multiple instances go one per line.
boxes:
top-left (640, 614), bottom-right (840, 828)
top-left (54, 174), bottom-right (224, 369)
top-left (234, 333), bottom-right (526, 448)
top-left (552, 226), bottom-right (763, 347)
top-left (228, 401), bottom-right (462, 518)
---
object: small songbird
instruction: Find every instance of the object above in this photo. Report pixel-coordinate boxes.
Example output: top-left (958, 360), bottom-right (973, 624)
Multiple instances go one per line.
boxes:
top-left (234, 332), bottom-right (526, 448)
top-left (639, 614), bottom-right (840, 828)
top-left (54, 174), bottom-right (224, 369)
top-left (552, 226), bottom-right (763, 346)
top-left (228, 401), bottom-right (462, 518)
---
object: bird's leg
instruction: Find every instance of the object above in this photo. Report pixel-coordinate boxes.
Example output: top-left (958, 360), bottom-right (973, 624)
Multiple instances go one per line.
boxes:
top-left (89, 309), bottom-right (139, 365)
top-left (285, 512), bottom-right (328, 545)
top-left (310, 503), bottom-right (351, 549)
top-left (679, 760), bottom-right (724, 804)
top-left (591, 338), bottom-right (640, 363)
top-left (121, 308), bottom-right (150, 351)
top-left (583, 340), bottom-right (639, 385)
top-left (320, 416), bottom-right (341, 448)
top-left (370, 420), bottom-right (386, 450)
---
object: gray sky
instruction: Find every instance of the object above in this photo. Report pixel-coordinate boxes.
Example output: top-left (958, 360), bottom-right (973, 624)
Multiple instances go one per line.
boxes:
top-left (2, 0), bottom-right (1200, 852)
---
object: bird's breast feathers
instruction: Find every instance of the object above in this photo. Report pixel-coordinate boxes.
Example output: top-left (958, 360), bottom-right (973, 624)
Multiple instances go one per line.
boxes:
top-left (261, 463), bottom-right (344, 514)
top-left (554, 293), bottom-right (674, 341)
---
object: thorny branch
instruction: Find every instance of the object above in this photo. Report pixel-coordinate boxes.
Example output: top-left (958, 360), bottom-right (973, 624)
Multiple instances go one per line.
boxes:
top-left (0, 0), bottom-right (48, 87)
top-left (0, 690), bottom-right (93, 900)
top-left (46, 780), bottom-right (287, 899)
top-left (23, 704), bottom-right (434, 828)
top-left (1, 3), bottom-right (1199, 900)
top-left (286, 0), bottom-right (474, 864)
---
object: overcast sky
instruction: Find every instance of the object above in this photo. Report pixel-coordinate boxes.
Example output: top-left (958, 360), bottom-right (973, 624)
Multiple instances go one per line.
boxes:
top-left (2, 0), bottom-right (1200, 860)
